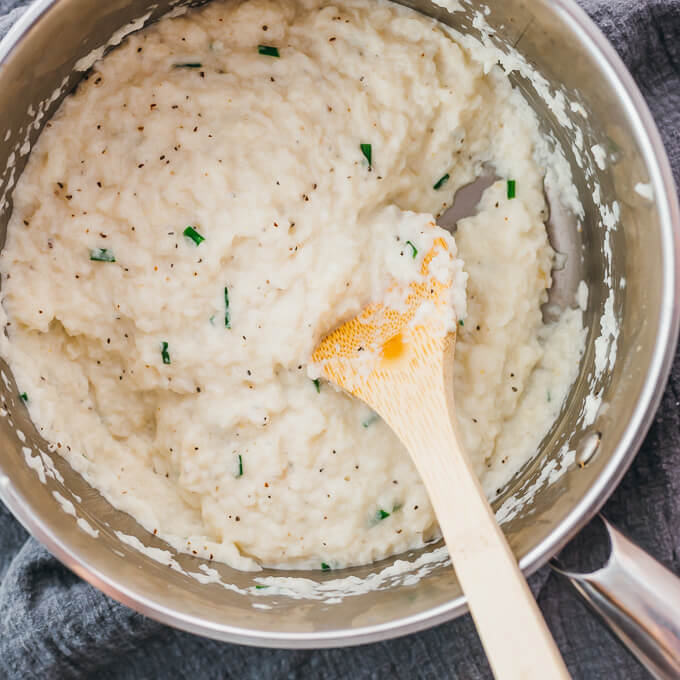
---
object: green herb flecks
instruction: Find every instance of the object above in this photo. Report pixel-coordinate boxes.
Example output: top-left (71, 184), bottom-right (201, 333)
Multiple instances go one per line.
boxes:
top-left (547, 391), bottom-right (552, 403)
top-left (433, 173), bottom-right (450, 190)
top-left (459, 319), bottom-right (464, 327)
top-left (161, 341), bottom-right (170, 365)
top-left (405, 240), bottom-right (418, 258)
top-left (360, 143), bottom-right (372, 168)
top-left (19, 392), bottom-right (28, 402)
top-left (313, 378), bottom-right (321, 393)
top-left (369, 507), bottom-right (392, 527)
top-left (235, 453), bottom-right (243, 478)
top-left (209, 315), bottom-right (216, 325)
top-left (183, 225), bottom-right (205, 246)
top-left (507, 179), bottom-right (516, 199)
top-left (258, 45), bottom-right (280, 57)
top-left (90, 248), bottom-right (115, 262)
top-left (224, 287), bottom-right (231, 328)
top-left (321, 562), bottom-right (331, 571)
top-left (392, 503), bottom-right (402, 512)
top-left (362, 413), bottom-right (379, 428)
top-left (254, 584), bottom-right (269, 589)
top-left (173, 62), bottom-right (202, 69)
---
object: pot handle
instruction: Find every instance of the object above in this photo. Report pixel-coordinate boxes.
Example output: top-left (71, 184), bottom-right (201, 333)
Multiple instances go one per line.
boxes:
top-left (550, 515), bottom-right (680, 680)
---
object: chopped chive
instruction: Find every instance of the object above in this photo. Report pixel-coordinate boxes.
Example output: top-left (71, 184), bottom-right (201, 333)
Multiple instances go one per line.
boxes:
top-left (209, 315), bottom-right (215, 325)
top-left (362, 413), bottom-right (379, 428)
top-left (459, 319), bottom-right (464, 327)
top-left (235, 453), bottom-right (243, 478)
top-left (507, 179), bottom-right (516, 199)
top-left (392, 503), bottom-right (402, 512)
top-left (360, 143), bottom-right (372, 168)
top-left (433, 173), bottom-right (450, 190)
top-left (183, 225), bottom-right (205, 245)
top-left (376, 509), bottom-right (390, 520)
top-left (258, 45), bottom-right (280, 57)
top-left (173, 62), bottom-right (202, 68)
top-left (90, 248), bottom-right (115, 262)
top-left (313, 378), bottom-right (321, 393)
top-left (19, 392), bottom-right (28, 402)
top-left (254, 584), bottom-right (269, 589)
top-left (405, 240), bottom-right (417, 258)
top-left (321, 562), bottom-right (331, 571)
top-left (224, 286), bottom-right (231, 328)
top-left (161, 341), bottom-right (170, 364)
top-left (547, 391), bottom-right (552, 402)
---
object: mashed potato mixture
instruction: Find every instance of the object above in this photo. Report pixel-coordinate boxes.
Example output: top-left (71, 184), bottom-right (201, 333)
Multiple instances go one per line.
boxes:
top-left (0, 0), bottom-right (583, 570)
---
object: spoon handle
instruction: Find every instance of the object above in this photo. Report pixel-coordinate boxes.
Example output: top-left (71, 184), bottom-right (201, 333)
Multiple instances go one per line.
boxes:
top-left (394, 393), bottom-right (570, 679)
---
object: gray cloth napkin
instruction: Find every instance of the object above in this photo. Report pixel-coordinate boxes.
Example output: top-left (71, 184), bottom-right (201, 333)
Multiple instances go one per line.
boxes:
top-left (1, 1), bottom-right (679, 678)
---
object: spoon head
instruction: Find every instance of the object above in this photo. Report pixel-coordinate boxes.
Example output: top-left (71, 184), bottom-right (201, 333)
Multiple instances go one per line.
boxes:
top-left (311, 237), bottom-right (459, 400)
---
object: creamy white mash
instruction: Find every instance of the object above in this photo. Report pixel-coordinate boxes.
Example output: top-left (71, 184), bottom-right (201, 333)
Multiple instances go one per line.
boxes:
top-left (0, 0), bottom-right (583, 571)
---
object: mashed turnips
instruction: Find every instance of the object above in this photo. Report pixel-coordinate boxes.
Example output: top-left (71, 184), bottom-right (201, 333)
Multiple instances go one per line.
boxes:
top-left (0, 0), bottom-right (583, 570)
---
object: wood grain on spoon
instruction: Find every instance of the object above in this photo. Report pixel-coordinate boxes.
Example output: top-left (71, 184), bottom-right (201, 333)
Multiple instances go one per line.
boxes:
top-left (312, 238), bottom-right (570, 680)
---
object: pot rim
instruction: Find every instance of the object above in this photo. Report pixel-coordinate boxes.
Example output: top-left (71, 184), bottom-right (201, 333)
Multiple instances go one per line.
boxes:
top-left (0, 0), bottom-right (679, 649)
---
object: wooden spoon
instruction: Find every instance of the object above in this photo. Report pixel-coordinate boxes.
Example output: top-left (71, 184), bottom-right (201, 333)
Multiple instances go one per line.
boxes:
top-left (312, 236), bottom-right (570, 679)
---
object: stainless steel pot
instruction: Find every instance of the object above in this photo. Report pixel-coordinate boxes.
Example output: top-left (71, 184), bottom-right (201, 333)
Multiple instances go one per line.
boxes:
top-left (0, 0), bottom-right (678, 660)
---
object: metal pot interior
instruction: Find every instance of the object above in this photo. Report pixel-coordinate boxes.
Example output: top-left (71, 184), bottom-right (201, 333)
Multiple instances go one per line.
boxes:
top-left (0, 0), bottom-right (676, 647)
